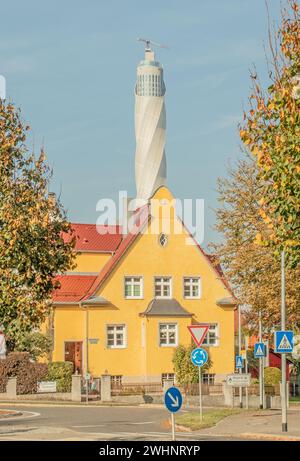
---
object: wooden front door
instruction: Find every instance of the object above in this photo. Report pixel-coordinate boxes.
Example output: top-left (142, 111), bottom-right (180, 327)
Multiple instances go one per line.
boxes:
top-left (64, 342), bottom-right (83, 374)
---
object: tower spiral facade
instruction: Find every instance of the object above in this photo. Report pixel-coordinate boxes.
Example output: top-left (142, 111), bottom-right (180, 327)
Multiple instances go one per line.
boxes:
top-left (135, 47), bottom-right (167, 201)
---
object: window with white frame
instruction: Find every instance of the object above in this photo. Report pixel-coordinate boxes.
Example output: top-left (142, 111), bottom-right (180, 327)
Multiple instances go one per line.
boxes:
top-left (202, 324), bottom-right (219, 346)
top-left (154, 277), bottom-right (172, 298)
top-left (159, 323), bottom-right (177, 347)
top-left (111, 375), bottom-right (123, 386)
top-left (202, 373), bottom-right (215, 385)
top-left (124, 276), bottom-right (143, 299)
top-left (161, 373), bottom-right (175, 385)
top-left (106, 325), bottom-right (126, 348)
top-left (183, 277), bottom-right (201, 298)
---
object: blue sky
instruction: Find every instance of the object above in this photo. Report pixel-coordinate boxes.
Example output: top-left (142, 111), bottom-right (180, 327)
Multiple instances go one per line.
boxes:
top-left (0, 0), bottom-right (283, 246)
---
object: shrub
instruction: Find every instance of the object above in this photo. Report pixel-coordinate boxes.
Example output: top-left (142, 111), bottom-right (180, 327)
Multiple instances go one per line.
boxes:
top-left (0, 352), bottom-right (48, 394)
top-left (264, 367), bottom-right (281, 385)
top-left (172, 344), bottom-right (212, 387)
top-left (45, 361), bottom-right (73, 392)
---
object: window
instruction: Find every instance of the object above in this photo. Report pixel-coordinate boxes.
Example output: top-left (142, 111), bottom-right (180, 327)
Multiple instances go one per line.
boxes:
top-left (159, 323), bottom-right (178, 347)
top-left (161, 373), bottom-right (175, 385)
top-left (202, 374), bottom-right (215, 385)
top-left (202, 324), bottom-right (219, 346)
top-left (111, 375), bottom-right (123, 386)
top-left (154, 277), bottom-right (172, 298)
top-left (158, 233), bottom-right (168, 247)
top-left (183, 277), bottom-right (201, 299)
top-left (124, 276), bottom-right (143, 299)
top-left (106, 325), bottom-right (126, 348)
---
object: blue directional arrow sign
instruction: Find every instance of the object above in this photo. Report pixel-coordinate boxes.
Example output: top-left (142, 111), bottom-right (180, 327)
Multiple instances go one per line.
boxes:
top-left (236, 355), bottom-right (243, 369)
top-left (254, 342), bottom-right (266, 358)
top-left (191, 348), bottom-right (208, 367)
top-left (164, 387), bottom-right (183, 413)
top-left (274, 331), bottom-right (294, 354)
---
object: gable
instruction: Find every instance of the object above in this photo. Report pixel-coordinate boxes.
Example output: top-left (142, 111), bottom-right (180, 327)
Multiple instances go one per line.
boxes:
top-left (91, 187), bottom-right (234, 302)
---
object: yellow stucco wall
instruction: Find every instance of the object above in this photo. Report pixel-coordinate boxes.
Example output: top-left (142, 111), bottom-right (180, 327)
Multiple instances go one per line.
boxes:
top-left (52, 187), bottom-right (235, 382)
top-left (74, 252), bottom-right (111, 272)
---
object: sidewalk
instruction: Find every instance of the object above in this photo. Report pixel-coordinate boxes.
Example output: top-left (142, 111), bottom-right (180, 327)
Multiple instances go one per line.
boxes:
top-left (198, 407), bottom-right (300, 441)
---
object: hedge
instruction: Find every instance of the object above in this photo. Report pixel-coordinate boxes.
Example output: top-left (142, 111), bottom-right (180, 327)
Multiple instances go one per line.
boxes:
top-left (45, 361), bottom-right (73, 392)
top-left (0, 352), bottom-right (48, 394)
top-left (264, 367), bottom-right (281, 385)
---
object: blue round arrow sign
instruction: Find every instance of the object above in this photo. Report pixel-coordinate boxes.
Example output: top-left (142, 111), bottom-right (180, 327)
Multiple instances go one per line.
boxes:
top-left (191, 347), bottom-right (208, 367)
top-left (164, 386), bottom-right (183, 413)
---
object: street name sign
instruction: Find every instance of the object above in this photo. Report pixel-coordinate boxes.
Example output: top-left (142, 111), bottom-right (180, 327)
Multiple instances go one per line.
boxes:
top-left (226, 374), bottom-right (251, 387)
top-left (187, 325), bottom-right (209, 347)
top-left (274, 331), bottom-right (294, 353)
top-left (254, 342), bottom-right (266, 358)
top-left (191, 348), bottom-right (208, 367)
top-left (235, 355), bottom-right (243, 369)
top-left (164, 386), bottom-right (183, 413)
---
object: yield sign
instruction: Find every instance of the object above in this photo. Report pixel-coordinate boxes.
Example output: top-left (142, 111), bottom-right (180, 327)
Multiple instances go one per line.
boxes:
top-left (188, 325), bottom-right (209, 347)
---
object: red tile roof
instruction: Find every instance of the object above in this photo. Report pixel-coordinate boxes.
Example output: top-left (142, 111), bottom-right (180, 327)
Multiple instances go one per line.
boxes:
top-left (63, 223), bottom-right (123, 252)
top-left (52, 275), bottom-right (98, 303)
top-left (81, 206), bottom-right (151, 301)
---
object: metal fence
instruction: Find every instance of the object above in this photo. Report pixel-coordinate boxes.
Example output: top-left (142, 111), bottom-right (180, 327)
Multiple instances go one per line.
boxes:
top-left (111, 381), bottom-right (223, 396)
top-left (233, 384), bottom-right (280, 396)
top-left (81, 377), bottom-right (101, 400)
top-left (111, 382), bottom-right (163, 396)
top-left (179, 383), bottom-right (223, 396)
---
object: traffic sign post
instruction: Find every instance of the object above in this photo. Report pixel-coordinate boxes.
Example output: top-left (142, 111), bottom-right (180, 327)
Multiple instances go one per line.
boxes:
top-left (274, 331), bottom-right (294, 354)
top-left (258, 311), bottom-right (265, 410)
top-left (188, 325), bottom-right (209, 347)
top-left (191, 348), bottom-right (208, 421)
top-left (254, 342), bottom-right (266, 358)
top-left (280, 251), bottom-right (287, 432)
top-left (164, 387), bottom-right (183, 441)
top-left (188, 326), bottom-right (209, 422)
top-left (235, 355), bottom-right (243, 369)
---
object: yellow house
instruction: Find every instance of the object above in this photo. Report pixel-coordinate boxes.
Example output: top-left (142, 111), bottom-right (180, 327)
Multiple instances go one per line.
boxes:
top-left (50, 186), bottom-right (236, 384)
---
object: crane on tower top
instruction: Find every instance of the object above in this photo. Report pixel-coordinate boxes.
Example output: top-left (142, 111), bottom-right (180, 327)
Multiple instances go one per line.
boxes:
top-left (137, 38), bottom-right (169, 51)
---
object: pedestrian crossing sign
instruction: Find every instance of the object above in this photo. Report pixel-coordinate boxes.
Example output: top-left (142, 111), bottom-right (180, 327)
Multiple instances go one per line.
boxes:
top-left (235, 355), bottom-right (243, 369)
top-left (274, 331), bottom-right (294, 354)
top-left (254, 342), bottom-right (265, 358)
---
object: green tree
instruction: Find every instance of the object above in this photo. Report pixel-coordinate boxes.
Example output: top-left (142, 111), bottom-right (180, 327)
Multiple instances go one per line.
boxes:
top-left (15, 331), bottom-right (53, 361)
top-left (240, 0), bottom-right (300, 267)
top-left (0, 100), bottom-right (75, 349)
top-left (172, 344), bottom-right (212, 386)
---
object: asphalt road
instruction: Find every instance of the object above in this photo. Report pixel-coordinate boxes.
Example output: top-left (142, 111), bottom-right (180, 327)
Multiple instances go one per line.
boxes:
top-left (0, 404), bottom-right (244, 441)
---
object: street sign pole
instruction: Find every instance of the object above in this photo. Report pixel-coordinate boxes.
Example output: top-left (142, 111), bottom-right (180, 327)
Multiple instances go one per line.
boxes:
top-left (238, 304), bottom-right (243, 408)
top-left (191, 347), bottom-right (208, 421)
top-left (164, 387), bottom-right (183, 441)
top-left (281, 250), bottom-right (287, 432)
top-left (245, 335), bottom-right (249, 410)
top-left (198, 366), bottom-right (203, 421)
top-left (259, 311), bottom-right (263, 409)
top-left (171, 413), bottom-right (175, 441)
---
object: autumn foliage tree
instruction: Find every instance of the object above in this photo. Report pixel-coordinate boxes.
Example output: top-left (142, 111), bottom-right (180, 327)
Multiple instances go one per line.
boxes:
top-left (240, 0), bottom-right (300, 267)
top-left (211, 157), bottom-right (300, 332)
top-left (0, 100), bottom-right (75, 350)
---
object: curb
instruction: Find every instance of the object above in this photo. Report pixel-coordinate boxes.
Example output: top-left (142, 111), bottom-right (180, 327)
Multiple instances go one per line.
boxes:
top-left (0, 400), bottom-right (139, 407)
top-left (240, 432), bottom-right (300, 441)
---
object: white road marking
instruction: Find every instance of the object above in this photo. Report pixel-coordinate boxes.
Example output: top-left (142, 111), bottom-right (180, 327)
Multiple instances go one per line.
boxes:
top-left (71, 421), bottom-right (155, 428)
top-left (71, 424), bottom-right (106, 428)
